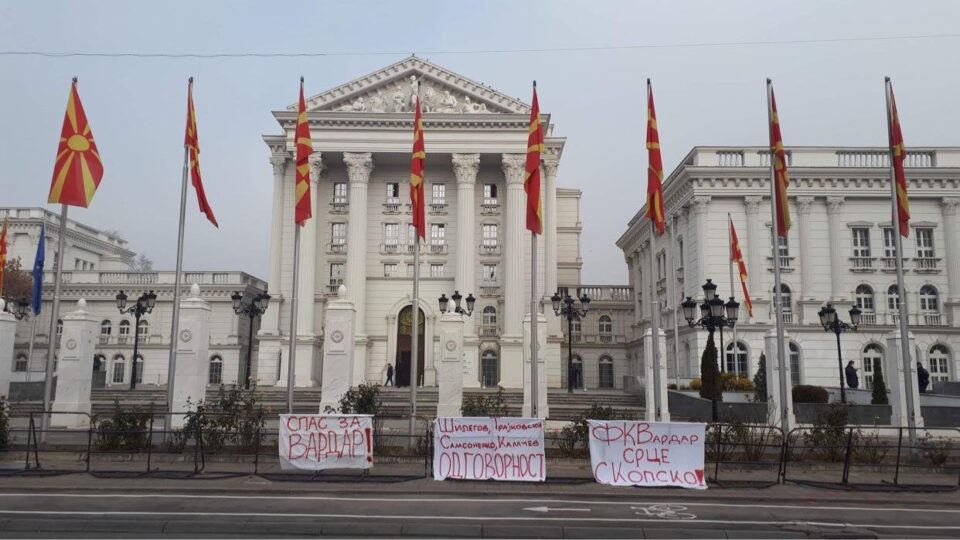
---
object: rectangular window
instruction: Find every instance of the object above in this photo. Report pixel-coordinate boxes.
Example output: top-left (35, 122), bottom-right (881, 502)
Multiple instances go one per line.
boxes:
top-left (383, 223), bottom-right (399, 245)
top-left (430, 264), bottom-right (444, 278)
top-left (676, 238), bottom-right (684, 268)
top-left (483, 184), bottom-right (498, 205)
top-left (333, 182), bottom-right (347, 204)
top-left (883, 227), bottom-right (897, 258)
top-left (385, 182), bottom-right (400, 203)
top-left (432, 183), bottom-right (446, 205)
top-left (431, 224), bottom-right (445, 245)
top-left (112, 361), bottom-right (125, 384)
top-left (407, 224), bottom-right (418, 245)
top-left (329, 263), bottom-right (344, 287)
top-left (331, 222), bottom-right (346, 245)
top-left (383, 263), bottom-right (399, 277)
top-left (481, 224), bottom-right (498, 247)
top-left (916, 228), bottom-right (935, 258)
top-left (483, 264), bottom-right (498, 282)
top-left (657, 251), bottom-right (666, 281)
top-left (407, 263), bottom-right (415, 277)
top-left (852, 228), bottom-right (871, 258)
top-left (14, 356), bottom-right (28, 372)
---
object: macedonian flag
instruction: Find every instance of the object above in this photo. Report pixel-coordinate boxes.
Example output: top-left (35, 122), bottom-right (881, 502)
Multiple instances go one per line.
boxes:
top-left (645, 79), bottom-right (666, 236)
top-left (48, 79), bottom-right (104, 208)
top-left (409, 95), bottom-right (426, 240)
top-left (184, 78), bottom-right (218, 227)
top-left (767, 79), bottom-right (790, 237)
top-left (886, 77), bottom-right (910, 238)
top-left (729, 215), bottom-right (753, 318)
top-left (524, 83), bottom-right (544, 235)
top-left (0, 216), bottom-right (8, 297)
top-left (294, 77), bottom-right (313, 226)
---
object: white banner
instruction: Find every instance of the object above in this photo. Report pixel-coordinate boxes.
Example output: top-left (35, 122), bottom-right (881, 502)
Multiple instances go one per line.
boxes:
top-left (279, 414), bottom-right (373, 471)
top-left (433, 417), bottom-right (545, 482)
top-left (588, 420), bottom-right (706, 489)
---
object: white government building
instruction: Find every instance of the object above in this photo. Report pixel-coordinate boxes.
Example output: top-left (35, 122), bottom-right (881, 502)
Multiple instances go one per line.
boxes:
top-left (618, 146), bottom-right (960, 391)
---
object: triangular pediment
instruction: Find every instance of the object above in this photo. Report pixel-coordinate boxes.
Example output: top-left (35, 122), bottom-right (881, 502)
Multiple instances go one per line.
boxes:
top-left (289, 57), bottom-right (531, 115)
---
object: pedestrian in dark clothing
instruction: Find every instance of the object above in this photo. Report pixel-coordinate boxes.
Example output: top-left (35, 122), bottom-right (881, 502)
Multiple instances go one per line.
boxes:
top-left (917, 362), bottom-right (930, 393)
top-left (845, 361), bottom-right (859, 389)
top-left (386, 363), bottom-right (394, 386)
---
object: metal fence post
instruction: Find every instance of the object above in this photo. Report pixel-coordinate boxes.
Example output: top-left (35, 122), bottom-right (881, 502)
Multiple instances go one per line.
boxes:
top-left (712, 423), bottom-right (722, 483)
top-left (841, 428), bottom-right (854, 485)
top-left (253, 423), bottom-right (261, 475)
top-left (193, 421), bottom-right (202, 475)
top-left (893, 428), bottom-right (903, 486)
top-left (85, 424), bottom-right (94, 473)
top-left (146, 414), bottom-right (155, 473)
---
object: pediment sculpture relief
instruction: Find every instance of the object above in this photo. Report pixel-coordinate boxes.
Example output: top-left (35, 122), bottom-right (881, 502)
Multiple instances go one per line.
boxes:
top-left (332, 74), bottom-right (495, 113)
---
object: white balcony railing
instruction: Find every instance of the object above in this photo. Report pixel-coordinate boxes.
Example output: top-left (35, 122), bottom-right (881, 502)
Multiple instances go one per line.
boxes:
top-left (327, 242), bottom-right (347, 254)
top-left (383, 199), bottom-right (401, 213)
top-left (924, 313), bottom-right (943, 326)
top-left (915, 258), bottom-right (940, 272)
top-left (716, 151), bottom-right (744, 167)
top-left (331, 200), bottom-right (349, 213)
top-left (479, 285), bottom-right (500, 296)
top-left (850, 257), bottom-right (875, 271)
top-left (429, 244), bottom-right (447, 255)
top-left (480, 327), bottom-right (498, 337)
top-left (480, 244), bottom-right (501, 256)
top-left (380, 243), bottom-right (401, 254)
top-left (430, 202), bottom-right (447, 214)
top-left (859, 313), bottom-right (877, 325)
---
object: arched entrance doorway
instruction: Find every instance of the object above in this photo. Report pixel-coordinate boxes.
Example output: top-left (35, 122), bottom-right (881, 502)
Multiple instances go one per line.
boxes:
top-left (396, 305), bottom-right (426, 387)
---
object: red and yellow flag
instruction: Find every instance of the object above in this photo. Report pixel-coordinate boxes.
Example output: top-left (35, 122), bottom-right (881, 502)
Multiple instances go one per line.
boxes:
top-left (886, 77), bottom-right (910, 238)
top-left (0, 217), bottom-right (8, 296)
top-left (645, 79), bottom-right (666, 236)
top-left (524, 83), bottom-right (544, 235)
top-left (185, 78), bottom-right (218, 227)
top-left (48, 79), bottom-right (104, 208)
top-left (767, 80), bottom-right (790, 237)
top-left (294, 77), bottom-right (313, 226)
top-left (729, 215), bottom-right (753, 318)
top-left (409, 95), bottom-right (426, 240)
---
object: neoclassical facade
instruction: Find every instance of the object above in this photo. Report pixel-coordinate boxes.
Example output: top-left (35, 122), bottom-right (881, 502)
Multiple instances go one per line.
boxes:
top-left (618, 146), bottom-right (960, 390)
top-left (255, 58), bottom-right (586, 390)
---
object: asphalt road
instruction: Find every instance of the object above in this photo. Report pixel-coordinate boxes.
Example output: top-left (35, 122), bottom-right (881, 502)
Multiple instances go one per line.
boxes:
top-left (1, 489), bottom-right (959, 538)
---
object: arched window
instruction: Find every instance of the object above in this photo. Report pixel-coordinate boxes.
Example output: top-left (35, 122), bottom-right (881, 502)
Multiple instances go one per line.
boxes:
top-left (481, 306), bottom-right (497, 337)
top-left (56, 319), bottom-right (63, 336)
top-left (93, 354), bottom-right (106, 372)
top-left (118, 320), bottom-right (131, 343)
top-left (133, 354), bottom-right (144, 384)
top-left (774, 284), bottom-right (792, 315)
top-left (599, 315), bottom-right (613, 343)
top-left (724, 341), bottom-right (748, 376)
top-left (100, 320), bottom-right (112, 335)
top-left (929, 345), bottom-right (950, 383)
top-left (571, 318), bottom-right (582, 342)
top-left (598, 356), bottom-right (614, 389)
top-left (862, 344), bottom-right (884, 390)
top-left (137, 319), bottom-right (149, 337)
top-left (14, 354), bottom-right (28, 372)
top-left (855, 284), bottom-right (875, 312)
top-left (920, 285), bottom-right (939, 312)
top-left (480, 349), bottom-right (499, 388)
top-left (112, 354), bottom-right (126, 384)
top-left (789, 342), bottom-right (802, 386)
top-left (208, 355), bottom-right (223, 385)
top-left (887, 285), bottom-right (900, 311)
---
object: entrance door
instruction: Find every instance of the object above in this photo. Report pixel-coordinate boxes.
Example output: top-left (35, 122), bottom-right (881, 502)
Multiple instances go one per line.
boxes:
top-left (396, 306), bottom-right (425, 387)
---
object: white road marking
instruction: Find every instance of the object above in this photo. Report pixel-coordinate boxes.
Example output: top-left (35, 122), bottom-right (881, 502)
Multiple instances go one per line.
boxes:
top-left (0, 492), bottom-right (956, 515)
top-left (523, 506), bottom-right (592, 513)
top-left (0, 509), bottom-right (958, 530)
top-left (632, 504), bottom-right (697, 520)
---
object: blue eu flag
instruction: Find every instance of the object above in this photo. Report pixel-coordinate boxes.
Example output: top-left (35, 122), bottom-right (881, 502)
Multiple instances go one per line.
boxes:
top-left (32, 223), bottom-right (45, 315)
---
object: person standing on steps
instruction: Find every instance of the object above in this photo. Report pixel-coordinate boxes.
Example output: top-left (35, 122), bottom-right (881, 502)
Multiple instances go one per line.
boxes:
top-left (386, 363), bottom-right (394, 387)
top-left (845, 361), bottom-right (859, 390)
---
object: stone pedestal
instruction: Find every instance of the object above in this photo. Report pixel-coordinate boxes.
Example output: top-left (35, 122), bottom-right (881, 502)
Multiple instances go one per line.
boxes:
top-left (522, 312), bottom-right (548, 418)
top-left (0, 303), bottom-right (17, 398)
top-left (51, 299), bottom-right (97, 429)
top-left (499, 338), bottom-right (523, 388)
top-left (437, 301), bottom-right (464, 418)
top-left (461, 339), bottom-right (480, 389)
top-left (885, 331), bottom-right (924, 429)
top-left (643, 328), bottom-right (670, 422)
top-left (763, 329), bottom-right (796, 430)
top-left (320, 285), bottom-right (356, 412)
top-left (171, 285), bottom-right (212, 429)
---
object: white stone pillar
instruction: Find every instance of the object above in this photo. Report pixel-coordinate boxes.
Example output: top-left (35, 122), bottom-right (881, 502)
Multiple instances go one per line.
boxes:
top-left (941, 198), bottom-right (960, 323)
top-left (319, 285), bottom-right (356, 412)
top-left (499, 154), bottom-right (526, 388)
top-left (452, 153), bottom-right (479, 339)
top-left (0, 302), bottom-right (16, 398)
top-left (763, 329), bottom-right (796, 431)
top-left (264, 153), bottom-right (288, 335)
top-left (171, 284), bottom-right (211, 429)
top-left (886, 331), bottom-right (924, 429)
top-left (692, 196), bottom-right (711, 290)
top-left (642, 328), bottom-right (670, 422)
top-left (543, 155), bottom-right (560, 304)
top-left (344, 152), bottom-right (373, 383)
top-left (826, 196), bottom-right (845, 302)
top-left (50, 299), bottom-right (97, 429)
top-left (795, 196), bottom-right (817, 324)
top-left (522, 312), bottom-right (548, 418)
top-left (744, 196), bottom-right (764, 301)
top-left (437, 299), bottom-right (465, 418)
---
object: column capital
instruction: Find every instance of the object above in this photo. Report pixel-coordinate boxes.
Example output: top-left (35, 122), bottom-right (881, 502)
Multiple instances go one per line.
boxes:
top-left (451, 153), bottom-right (480, 184)
top-left (344, 152), bottom-right (374, 183)
top-left (744, 196), bottom-right (764, 215)
top-left (308, 152), bottom-right (325, 183)
top-left (942, 197), bottom-right (960, 216)
top-left (692, 196), bottom-right (712, 214)
top-left (270, 154), bottom-right (289, 176)
top-left (796, 196), bottom-right (815, 215)
top-left (542, 157), bottom-right (561, 178)
top-left (826, 196), bottom-right (845, 214)
top-left (501, 153), bottom-right (526, 185)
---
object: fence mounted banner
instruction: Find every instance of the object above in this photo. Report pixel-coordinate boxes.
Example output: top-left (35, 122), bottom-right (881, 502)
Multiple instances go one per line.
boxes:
top-left (279, 414), bottom-right (373, 471)
top-left (589, 420), bottom-right (707, 489)
top-left (433, 417), bottom-right (545, 482)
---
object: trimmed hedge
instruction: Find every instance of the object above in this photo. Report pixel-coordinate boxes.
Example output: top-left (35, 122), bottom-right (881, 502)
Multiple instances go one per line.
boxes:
top-left (792, 384), bottom-right (829, 404)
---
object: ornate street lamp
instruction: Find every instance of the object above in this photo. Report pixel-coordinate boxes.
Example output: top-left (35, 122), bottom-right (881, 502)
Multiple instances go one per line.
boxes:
top-left (1, 298), bottom-right (30, 320)
top-left (551, 290), bottom-right (591, 393)
top-left (116, 290), bottom-right (157, 389)
top-left (681, 279), bottom-right (740, 421)
top-left (818, 302), bottom-right (861, 404)
top-left (232, 290), bottom-right (271, 389)
top-left (438, 290), bottom-right (476, 316)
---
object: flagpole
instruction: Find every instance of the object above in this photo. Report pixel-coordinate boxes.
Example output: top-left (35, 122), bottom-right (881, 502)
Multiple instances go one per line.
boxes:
top-left (287, 225), bottom-right (300, 414)
top-left (26, 317), bottom-right (38, 383)
top-left (41, 204), bottom-right (68, 435)
top-left (885, 76), bottom-right (917, 442)
top-left (409, 234), bottom-right (419, 435)
top-left (648, 221), bottom-right (662, 421)
top-left (766, 79), bottom-right (790, 429)
top-left (728, 213), bottom-right (738, 375)
top-left (166, 87), bottom-right (192, 423)
top-left (669, 216), bottom-right (680, 388)
top-left (530, 232), bottom-right (539, 417)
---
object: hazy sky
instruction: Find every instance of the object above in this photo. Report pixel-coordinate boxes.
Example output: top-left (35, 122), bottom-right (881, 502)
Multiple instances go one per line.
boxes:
top-left (2, 1), bottom-right (959, 284)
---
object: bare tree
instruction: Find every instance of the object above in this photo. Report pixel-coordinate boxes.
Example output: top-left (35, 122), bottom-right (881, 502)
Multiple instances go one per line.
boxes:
top-left (1, 258), bottom-right (33, 301)
top-left (130, 253), bottom-right (153, 272)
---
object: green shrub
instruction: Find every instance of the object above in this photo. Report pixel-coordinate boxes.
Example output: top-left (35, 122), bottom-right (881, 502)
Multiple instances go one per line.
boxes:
top-left (461, 388), bottom-right (507, 417)
top-left (871, 362), bottom-right (889, 405)
top-left (93, 399), bottom-right (152, 451)
top-left (753, 354), bottom-right (767, 402)
top-left (804, 403), bottom-right (849, 462)
top-left (336, 383), bottom-right (383, 415)
top-left (792, 385), bottom-right (829, 404)
top-left (0, 394), bottom-right (9, 451)
top-left (180, 385), bottom-right (266, 452)
top-left (557, 404), bottom-right (619, 457)
top-left (721, 372), bottom-right (754, 392)
top-left (699, 332), bottom-right (722, 401)
top-left (920, 434), bottom-right (952, 467)
top-left (689, 378), bottom-right (702, 391)
top-left (853, 429), bottom-right (890, 465)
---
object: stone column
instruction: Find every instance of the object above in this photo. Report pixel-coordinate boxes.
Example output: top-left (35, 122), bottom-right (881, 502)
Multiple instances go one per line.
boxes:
top-left (522, 312), bottom-right (548, 418)
top-left (826, 196), bottom-right (845, 302)
top-left (744, 196), bottom-right (764, 301)
top-left (886, 331), bottom-right (924, 428)
top-left (264, 154), bottom-right (288, 335)
top-left (344, 152), bottom-right (373, 382)
top-left (692, 196), bottom-right (711, 291)
top-left (452, 153), bottom-right (479, 340)
top-left (0, 302), bottom-right (16, 398)
top-left (437, 299), bottom-right (465, 418)
top-left (763, 329), bottom-right (796, 431)
top-left (543, 155), bottom-right (560, 303)
top-left (50, 299), bottom-right (97, 429)
top-left (499, 154), bottom-right (526, 388)
top-left (319, 285), bottom-right (356, 412)
top-left (942, 198), bottom-right (960, 323)
top-left (642, 328), bottom-right (670, 422)
top-left (170, 284), bottom-right (211, 429)
top-left (795, 196), bottom-right (817, 324)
